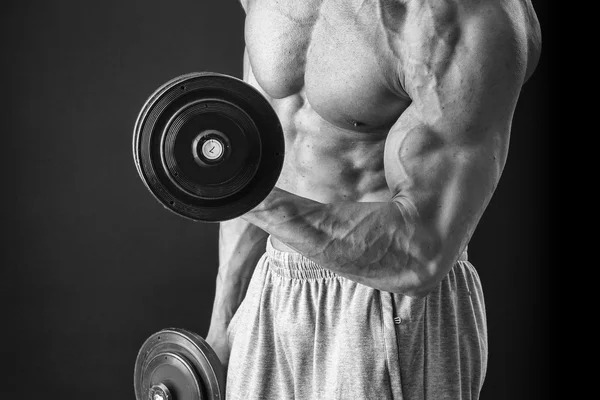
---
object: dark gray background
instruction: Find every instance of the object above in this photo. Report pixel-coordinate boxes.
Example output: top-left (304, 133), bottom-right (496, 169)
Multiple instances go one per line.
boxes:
top-left (2, 1), bottom-right (553, 399)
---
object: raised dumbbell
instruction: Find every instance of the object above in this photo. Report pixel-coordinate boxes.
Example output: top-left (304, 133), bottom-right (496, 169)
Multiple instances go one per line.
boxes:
top-left (133, 72), bottom-right (285, 222)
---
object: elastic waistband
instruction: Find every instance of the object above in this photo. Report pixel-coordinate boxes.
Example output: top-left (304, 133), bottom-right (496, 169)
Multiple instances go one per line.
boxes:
top-left (265, 237), bottom-right (340, 280)
top-left (265, 236), bottom-right (468, 280)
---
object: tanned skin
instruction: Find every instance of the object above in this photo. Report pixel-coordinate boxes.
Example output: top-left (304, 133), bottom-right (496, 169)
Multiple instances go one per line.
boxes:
top-left (207, 0), bottom-right (541, 371)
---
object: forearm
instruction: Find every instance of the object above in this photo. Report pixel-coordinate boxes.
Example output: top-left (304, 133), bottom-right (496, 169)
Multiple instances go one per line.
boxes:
top-left (242, 188), bottom-right (434, 295)
top-left (208, 218), bottom-right (268, 329)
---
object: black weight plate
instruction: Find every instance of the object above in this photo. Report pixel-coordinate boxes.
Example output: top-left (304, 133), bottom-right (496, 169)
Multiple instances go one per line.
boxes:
top-left (134, 328), bottom-right (225, 400)
top-left (161, 99), bottom-right (259, 198)
top-left (133, 72), bottom-right (285, 222)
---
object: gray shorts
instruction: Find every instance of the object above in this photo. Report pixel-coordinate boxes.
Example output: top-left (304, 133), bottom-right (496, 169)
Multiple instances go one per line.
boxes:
top-left (226, 237), bottom-right (487, 400)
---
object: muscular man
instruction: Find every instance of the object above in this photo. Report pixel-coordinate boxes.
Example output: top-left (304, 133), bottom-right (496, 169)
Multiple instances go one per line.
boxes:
top-left (206, 0), bottom-right (541, 398)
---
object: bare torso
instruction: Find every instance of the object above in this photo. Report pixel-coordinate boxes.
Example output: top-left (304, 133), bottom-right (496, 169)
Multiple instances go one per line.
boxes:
top-left (240, 0), bottom-right (541, 251)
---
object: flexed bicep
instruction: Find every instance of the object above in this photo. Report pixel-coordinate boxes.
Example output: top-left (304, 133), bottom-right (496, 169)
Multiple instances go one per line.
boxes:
top-left (383, 2), bottom-right (531, 291)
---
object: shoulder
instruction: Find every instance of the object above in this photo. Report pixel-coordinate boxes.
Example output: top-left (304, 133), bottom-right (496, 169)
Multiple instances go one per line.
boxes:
top-left (401, 0), bottom-right (541, 89)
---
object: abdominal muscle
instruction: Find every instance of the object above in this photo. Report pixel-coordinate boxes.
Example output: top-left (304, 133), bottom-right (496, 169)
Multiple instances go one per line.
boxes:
top-left (255, 89), bottom-right (394, 252)
top-left (240, 0), bottom-right (412, 252)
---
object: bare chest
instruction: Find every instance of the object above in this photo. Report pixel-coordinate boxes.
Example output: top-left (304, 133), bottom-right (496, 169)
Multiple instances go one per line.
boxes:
top-left (244, 0), bottom-right (411, 131)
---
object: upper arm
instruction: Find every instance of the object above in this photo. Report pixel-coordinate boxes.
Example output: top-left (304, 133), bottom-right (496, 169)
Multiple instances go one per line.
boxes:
top-left (384, 2), bottom-right (528, 292)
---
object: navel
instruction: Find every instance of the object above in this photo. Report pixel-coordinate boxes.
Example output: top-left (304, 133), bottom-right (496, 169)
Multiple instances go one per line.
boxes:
top-left (349, 119), bottom-right (365, 128)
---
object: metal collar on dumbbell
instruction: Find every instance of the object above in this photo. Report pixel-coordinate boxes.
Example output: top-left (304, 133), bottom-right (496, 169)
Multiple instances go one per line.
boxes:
top-left (149, 383), bottom-right (171, 400)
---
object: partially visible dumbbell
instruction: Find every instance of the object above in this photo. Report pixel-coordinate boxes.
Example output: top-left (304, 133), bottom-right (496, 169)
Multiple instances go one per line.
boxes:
top-left (134, 328), bottom-right (225, 400)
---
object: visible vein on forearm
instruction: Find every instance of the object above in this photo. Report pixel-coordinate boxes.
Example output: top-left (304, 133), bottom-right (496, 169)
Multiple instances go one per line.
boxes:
top-left (245, 191), bottom-right (416, 289)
